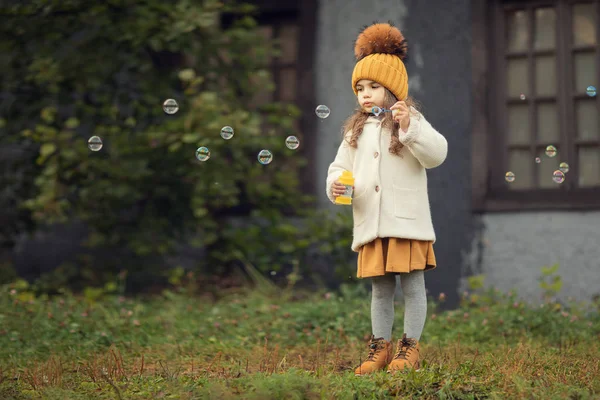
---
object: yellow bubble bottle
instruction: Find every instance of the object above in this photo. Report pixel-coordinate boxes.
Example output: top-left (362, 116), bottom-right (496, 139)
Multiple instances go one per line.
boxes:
top-left (335, 171), bottom-right (354, 205)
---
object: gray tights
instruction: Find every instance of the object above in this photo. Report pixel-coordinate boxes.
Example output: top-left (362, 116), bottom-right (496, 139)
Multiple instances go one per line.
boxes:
top-left (370, 271), bottom-right (427, 341)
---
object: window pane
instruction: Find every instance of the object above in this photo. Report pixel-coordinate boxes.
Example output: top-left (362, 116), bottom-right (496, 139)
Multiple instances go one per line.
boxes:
top-left (259, 25), bottom-right (273, 39)
top-left (538, 152), bottom-right (561, 188)
top-left (278, 67), bottom-right (297, 102)
top-left (507, 10), bottom-right (529, 52)
top-left (277, 24), bottom-right (298, 64)
top-left (507, 58), bottom-right (529, 98)
top-left (508, 104), bottom-right (530, 145)
top-left (250, 87), bottom-right (273, 107)
top-left (537, 102), bottom-right (560, 144)
top-left (573, 52), bottom-right (597, 94)
top-left (572, 3), bottom-right (597, 46)
top-left (575, 99), bottom-right (599, 140)
top-left (534, 8), bottom-right (556, 50)
top-left (508, 149), bottom-right (534, 189)
top-left (258, 25), bottom-right (274, 64)
top-left (250, 71), bottom-right (274, 107)
top-left (535, 56), bottom-right (557, 96)
top-left (578, 147), bottom-right (600, 187)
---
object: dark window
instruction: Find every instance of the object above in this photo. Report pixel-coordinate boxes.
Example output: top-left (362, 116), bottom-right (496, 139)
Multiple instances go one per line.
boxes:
top-left (472, 0), bottom-right (600, 211)
top-left (221, 0), bottom-right (318, 196)
top-left (250, 17), bottom-right (300, 113)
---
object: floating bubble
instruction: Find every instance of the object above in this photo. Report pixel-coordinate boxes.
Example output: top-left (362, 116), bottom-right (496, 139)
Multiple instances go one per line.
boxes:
top-left (257, 149), bottom-right (273, 165)
top-left (535, 157), bottom-right (541, 164)
top-left (552, 170), bottom-right (565, 183)
top-left (88, 136), bottom-right (103, 151)
top-left (220, 126), bottom-right (234, 140)
top-left (315, 105), bottom-right (330, 119)
top-left (195, 146), bottom-right (210, 161)
top-left (519, 93), bottom-right (526, 100)
top-left (285, 136), bottom-right (300, 150)
top-left (163, 99), bottom-right (179, 115)
top-left (545, 145), bottom-right (557, 157)
top-left (505, 171), bottom-right (515, 183)
top-left (586, 85), bottom-right (597, 97)
top-left (371, 106), bottom-right (382, 116)
top-left (559, 162), bottom-right (569, 173)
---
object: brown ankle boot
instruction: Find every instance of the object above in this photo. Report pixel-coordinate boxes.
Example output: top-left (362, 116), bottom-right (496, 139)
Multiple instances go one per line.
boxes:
top-left (387, 333), bottom-right (421, 373)
top-left (354, 335), bottom-right (393, 376)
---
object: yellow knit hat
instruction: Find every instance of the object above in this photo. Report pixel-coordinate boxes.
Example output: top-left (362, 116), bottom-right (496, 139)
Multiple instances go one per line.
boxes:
top-left (351, 22), bottom-right (409, 101)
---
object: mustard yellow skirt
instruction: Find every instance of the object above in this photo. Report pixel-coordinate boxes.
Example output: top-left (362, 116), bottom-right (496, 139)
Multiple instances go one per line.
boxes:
top-left (357, 237), bottom-right (437, 278)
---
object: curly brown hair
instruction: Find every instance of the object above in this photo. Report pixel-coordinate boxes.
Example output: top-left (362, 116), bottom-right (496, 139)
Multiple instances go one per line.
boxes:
top-left (341, 88), bottom-right (420, 156)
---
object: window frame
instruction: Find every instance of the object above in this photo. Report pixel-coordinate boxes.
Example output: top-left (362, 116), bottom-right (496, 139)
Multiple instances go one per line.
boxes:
top-left (471, 0), bottom-right (600, 212)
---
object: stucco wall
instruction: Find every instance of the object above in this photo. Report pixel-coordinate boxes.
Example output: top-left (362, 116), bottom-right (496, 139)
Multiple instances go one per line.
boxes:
top-left (462, 212), bottom-right (600, 306)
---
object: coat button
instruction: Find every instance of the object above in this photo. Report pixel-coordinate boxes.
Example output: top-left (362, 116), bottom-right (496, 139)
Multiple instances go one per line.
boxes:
top-left (375, 185), bottom-right (380, 192)
top-left (374, 152), bottom-right (379, 158)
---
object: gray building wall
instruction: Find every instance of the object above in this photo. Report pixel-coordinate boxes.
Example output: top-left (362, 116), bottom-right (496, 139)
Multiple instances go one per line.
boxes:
top-left (314, 0), bottom-right (473, 307)
top-left (462, 212), bottom-right (600, 306)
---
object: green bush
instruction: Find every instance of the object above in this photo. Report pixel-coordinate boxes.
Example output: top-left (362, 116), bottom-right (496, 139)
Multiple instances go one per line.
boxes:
top-left (1, 0), bottom-right (355, 291)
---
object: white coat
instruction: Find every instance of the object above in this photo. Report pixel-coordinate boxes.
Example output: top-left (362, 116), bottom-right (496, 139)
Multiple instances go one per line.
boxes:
top-left (325, 111), bottom-right (448, 252)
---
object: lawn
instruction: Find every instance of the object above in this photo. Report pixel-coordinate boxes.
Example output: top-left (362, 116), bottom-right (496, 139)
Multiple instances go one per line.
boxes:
top-left (1, 273), bottom-right (599, 399)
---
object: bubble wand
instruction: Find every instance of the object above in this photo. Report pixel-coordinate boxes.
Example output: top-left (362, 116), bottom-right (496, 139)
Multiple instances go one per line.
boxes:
top-left (371, 106), bottom-right (399, 117)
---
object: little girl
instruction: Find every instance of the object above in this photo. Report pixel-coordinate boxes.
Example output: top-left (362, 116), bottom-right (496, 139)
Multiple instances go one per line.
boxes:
top-left (326, 22), bottom-right (448, 376)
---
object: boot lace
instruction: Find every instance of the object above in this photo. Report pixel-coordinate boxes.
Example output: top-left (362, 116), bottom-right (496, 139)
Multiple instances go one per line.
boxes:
top-left (394, 334), bottom-right (416, 360)
top-left (365, 337), bottom-right (383, 361)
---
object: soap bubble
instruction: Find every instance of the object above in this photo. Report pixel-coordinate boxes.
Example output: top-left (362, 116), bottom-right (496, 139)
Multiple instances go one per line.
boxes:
top-left (505, 171), bottom-right (515, 183)
top-left (552, 170), bottom-right (565, 183)
top-left (535, 157), bottom-right (541, 164)
top-left (257, 149), bottom-right (273, 165)
top-left (88, 136), bottom-right (103, 151)
top-left (371, 106), bottom-right (382, 116)
top-left (559, 162), bottom-right (569, 173)
top-left (586, 85), bottom-right (597, 97)
top-left (285, 136), bottom-right (300, 150)
top-left (315, 105), bottom-right (330, 119)
top-left (195, 146), bottom-right (210, 161)
top-left (519, 94), bottom-right (526, 100)
top-left (163, 99), bottom-right (179, 114)
top-left (220, 126), bottom-right (234, 140)
top-left (545, 145), bottom-right (557, 157)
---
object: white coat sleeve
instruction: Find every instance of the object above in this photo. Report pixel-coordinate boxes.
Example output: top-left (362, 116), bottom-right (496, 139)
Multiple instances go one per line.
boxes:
top-left (325, 136), bottom-right (354, 204)
top-left (398, 111), bottom-right (448, 169)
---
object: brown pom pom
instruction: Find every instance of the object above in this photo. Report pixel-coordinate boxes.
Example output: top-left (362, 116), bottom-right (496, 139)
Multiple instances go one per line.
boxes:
top-left (354, 21), bottom-right (408, 61)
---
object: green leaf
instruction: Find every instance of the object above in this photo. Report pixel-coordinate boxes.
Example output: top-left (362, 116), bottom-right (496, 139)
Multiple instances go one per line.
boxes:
top-left (39, 143), bottom-right (56, 157)
top-left (168, 142), bottom-right (182, 152)
top-left (40, 107), bottom-right (56, 123)
top-left (61, 148), bottom-right (77, 160)
top-left (178, 68), bottom-right (196, 82)
top-left (65, 117), bottom-right (80, 129)
top-left (104, 282), bottom-right (117, 292)
top-left (182, 133), bottom-right (200, 143)
top-left (194, 207), bottom-right (208, 218)
top-left (125, 117), bottom-right (137, 127)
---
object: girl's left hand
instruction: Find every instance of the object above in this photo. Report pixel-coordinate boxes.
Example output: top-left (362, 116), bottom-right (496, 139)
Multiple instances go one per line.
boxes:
top-left (390, 101), bottom-right (410, 133)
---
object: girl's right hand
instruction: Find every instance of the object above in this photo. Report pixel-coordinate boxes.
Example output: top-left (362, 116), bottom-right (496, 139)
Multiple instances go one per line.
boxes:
top-left (331, 180), bottom-right (348, 197)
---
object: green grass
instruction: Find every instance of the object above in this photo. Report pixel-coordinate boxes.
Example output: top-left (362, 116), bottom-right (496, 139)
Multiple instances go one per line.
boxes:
top-left (0, 277), bottom-right (599, 399)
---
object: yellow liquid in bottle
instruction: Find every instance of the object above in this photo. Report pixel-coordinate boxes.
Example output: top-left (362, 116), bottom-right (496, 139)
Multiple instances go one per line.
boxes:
top-left (335, 171), bottom-right (354, 205)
